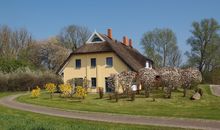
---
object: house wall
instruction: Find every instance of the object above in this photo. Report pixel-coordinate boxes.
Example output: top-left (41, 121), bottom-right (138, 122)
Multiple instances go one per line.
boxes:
top-left (63, 52), bottom-right (130, 92)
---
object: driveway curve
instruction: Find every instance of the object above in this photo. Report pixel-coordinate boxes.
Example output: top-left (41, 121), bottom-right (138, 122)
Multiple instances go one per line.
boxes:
top-left (1, 94), bottom-right (220, 130)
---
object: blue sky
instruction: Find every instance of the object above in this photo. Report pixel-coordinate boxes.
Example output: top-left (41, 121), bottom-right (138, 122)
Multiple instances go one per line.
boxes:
top-left (1, 0), bottom-right (220, 62)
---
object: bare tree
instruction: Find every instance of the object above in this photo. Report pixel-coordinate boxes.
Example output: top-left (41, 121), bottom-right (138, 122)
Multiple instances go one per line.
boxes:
top-left (11, 28), bottom-right (33, 57)
top-left (57, 25), bottom-right (91, 51)
top-left (0, 25), bottom-right (33, 58)
top-left (0, 25), bottom-right (12, 57)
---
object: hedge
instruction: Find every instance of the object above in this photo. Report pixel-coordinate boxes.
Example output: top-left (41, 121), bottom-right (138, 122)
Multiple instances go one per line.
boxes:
top-left (0, 71), bottom-right (63, 92)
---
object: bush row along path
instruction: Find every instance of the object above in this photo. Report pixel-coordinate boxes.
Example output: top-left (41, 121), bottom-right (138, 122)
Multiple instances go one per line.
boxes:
top-left (210, 85), bottom-right (220, 97)
top-left (1, 93), bottom-right (220, 130)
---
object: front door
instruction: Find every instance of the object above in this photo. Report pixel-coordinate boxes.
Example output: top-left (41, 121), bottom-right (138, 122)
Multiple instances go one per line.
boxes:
top-left (105, 77), bottom-right (112, 93)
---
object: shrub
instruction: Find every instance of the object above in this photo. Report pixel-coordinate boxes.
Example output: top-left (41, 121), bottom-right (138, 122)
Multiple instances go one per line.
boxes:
top-left (0, 58), bottom-right (34, 73)
top-left (7, 72), bottom-right (36, 91)
top-left (45, 83), bottom-right (56, 99)
top-left (59, 84), bottom-right (72, 97)
top-left (31, 86), bottom-right (41, 97)
top-left (36, 72), bottom-right (63, 89)
top-left (0, 70), bottom-right (63, 92)
top-left (118, 71), bottom-right (137, 94)
top-left (211, 68), bottom-right (220, 84)
top-left (179, 68), bottom-right (202, 97)
top-left (75, 86), bottom-right (87, 99)
top-left (0, 73), bottom-right (8, 91)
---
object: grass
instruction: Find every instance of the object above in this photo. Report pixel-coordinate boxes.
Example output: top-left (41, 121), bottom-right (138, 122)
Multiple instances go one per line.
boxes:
top-left (0, 92), bottom-right (16, 98)
top-left (17, 85), bottom-right (220, 120)
top-left (0, 92), bottom-right (190, 130)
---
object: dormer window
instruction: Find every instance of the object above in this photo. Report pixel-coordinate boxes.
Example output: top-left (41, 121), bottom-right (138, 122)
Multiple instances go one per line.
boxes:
top-left (145, 61), bottom-right (152, 69)
top-left (86, 31), bottom-right (105, 43)
top-left (92, 35), bottom-right (102, 42)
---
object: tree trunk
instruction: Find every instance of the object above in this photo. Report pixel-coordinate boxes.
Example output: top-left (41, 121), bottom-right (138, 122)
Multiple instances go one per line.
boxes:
top-left (168, 87), bottom-right (172, 98)
top-left (183, 88), bottom-right (187, 97)
top-left (115, 92), bottom-right (119, 102)
top-left (145, 87), bottom-right (150, 98)
top-left (50, 93), bottom-right (53, 99)
top-left (163, 44), bottom-right (167, 67)
top-left (131, 91), bottom-right (135, 101)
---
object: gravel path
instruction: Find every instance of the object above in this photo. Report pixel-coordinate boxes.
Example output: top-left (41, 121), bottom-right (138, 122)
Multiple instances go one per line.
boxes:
top-left (1, 94), bottom-right (220, 130)
top-left (210, 85), bottom-right (220, 96)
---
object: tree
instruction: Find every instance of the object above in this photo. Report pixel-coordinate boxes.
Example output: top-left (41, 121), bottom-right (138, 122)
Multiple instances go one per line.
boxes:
top-left (138, 68), bottom-right (158, 98)
top-left (185, 18), bottom-right (220, 77)
top-left (31, 86), bottom-right (41, 98)
top-left (76, 86), bottom-right (87, 99)
top-left (178, 68), bottom-right (202, 97)
top-left (0, 25), bottom-right (33, 58)
top-left (168, 45), bottom-right (182, 67)
top-left (20, 38), bottom-right (69, 71)
top-left (0, 25), bottom-right (11, 57)
top-left (0, 57), bottom-right (33, 73)
top-left (57, 25), bottom-right (91, 51)
top-left (141, 28), bottom-right (181, 67)
top-left (45, 83), bottom-right (56, 99)
top-left (59, 84), bottom-right (72, 97)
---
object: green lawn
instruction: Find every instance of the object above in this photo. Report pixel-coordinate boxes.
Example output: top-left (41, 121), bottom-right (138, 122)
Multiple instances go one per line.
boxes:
top-left (0, 92), bottom-right (190, 130)
top-left (18, 85), bottom-right (220, 120)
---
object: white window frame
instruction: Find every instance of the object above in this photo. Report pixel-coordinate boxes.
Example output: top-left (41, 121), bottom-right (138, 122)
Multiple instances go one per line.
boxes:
top-left (86, 31), bottom-right (105, 43)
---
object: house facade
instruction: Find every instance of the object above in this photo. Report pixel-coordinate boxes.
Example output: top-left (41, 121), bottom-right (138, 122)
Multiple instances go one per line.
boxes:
top-left (57, 29), bottom-right (153, 93)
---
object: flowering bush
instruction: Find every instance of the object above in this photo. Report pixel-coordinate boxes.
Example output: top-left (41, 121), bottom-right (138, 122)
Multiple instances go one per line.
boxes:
top-left (76, 86), bottom-right (87, 99)
top-left (178, 68), bottom-right (202, 97)
top-left (59, 84), bottom-right (72, 97)
top-left (118, 71), bottom-right (137, 94)
top-left (45, 83), bottom-right (56, 99)
top-left (31, 86), bottom-right (41, 98)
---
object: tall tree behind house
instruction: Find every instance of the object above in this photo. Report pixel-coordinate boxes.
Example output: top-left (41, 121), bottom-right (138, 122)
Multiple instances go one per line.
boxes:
top-left (141, 28), bottom-right (182, 67)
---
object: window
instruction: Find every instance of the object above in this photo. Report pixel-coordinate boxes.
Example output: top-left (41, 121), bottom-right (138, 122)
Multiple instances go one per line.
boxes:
top-left (91, 78), bottom-right (96, 88)
top-left (106, 57), bottom-right (113, 67)
top-left (75, 59), bottom-right (81, 68)
top-left (86, 32), bottom-right (105, 43)
top-left (91, 58), bottom-right (96, 68)
top-left (92, 34), bottom-right (102, 42)
top-left (146, 61), bottom-right (152, 68)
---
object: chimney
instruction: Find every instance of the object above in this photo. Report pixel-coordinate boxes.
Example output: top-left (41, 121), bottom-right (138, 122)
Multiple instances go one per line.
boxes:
top-left (107, 28), bottom-right (112, 39)
top-left (129, 39), bottom-right (132, 47)
top-left (123, 36), bottom-right (128, 46)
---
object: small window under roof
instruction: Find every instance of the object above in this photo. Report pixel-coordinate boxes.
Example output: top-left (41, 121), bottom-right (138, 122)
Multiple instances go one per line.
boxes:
top-left (92, 34), bottom-right (102, 42)
top-left (86, 31), bottom-right (105, 43)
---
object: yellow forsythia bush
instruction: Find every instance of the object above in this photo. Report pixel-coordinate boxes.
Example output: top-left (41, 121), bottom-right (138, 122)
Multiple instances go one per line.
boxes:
top-left (45, 83), bottom-right (56, 99)
top-left (76, 86), bottom-right (87, 99)
top-left (59, 84), bottom-right (72, 97)
top-left (31, 86), bottom-right (41, 98)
